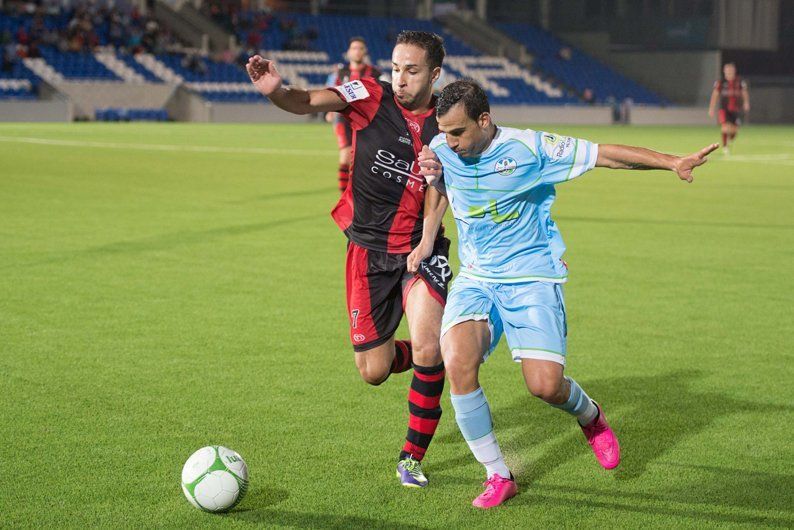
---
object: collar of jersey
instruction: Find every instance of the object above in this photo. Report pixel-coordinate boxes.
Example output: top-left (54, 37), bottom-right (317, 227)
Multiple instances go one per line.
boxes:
top-left (393, 94), bottom-right (437, 120)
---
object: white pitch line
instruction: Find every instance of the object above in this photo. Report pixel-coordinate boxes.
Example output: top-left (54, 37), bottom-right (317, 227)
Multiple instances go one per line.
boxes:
top-left (0, 135), bottom-right (336, 156)
top-left (711, 153), bottom-right (794, 166)
top-left (716, 154), bottom-right (794, 161)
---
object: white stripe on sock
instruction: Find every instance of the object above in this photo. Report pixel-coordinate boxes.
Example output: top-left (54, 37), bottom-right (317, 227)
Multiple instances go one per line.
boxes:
top-left (468, 432), bottom-right (510, 479)
top-left (577, 399), bottom-right (598, 426)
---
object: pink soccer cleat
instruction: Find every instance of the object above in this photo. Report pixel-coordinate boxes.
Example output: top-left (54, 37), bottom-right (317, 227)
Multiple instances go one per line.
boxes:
top-left (581, 403), bottom-right (620, 469)
top-left (471, 473), bottom-right (517, 509)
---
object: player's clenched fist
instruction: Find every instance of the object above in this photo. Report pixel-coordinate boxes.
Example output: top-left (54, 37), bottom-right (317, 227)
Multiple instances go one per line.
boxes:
top-left (247, 55), bottom-right (282, 96)
top-left (418, 145), bottom-right (442, 185)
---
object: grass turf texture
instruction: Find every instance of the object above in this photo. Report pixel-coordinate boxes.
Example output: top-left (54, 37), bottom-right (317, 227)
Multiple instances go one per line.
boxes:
top-left (1, 122), bottom-right (792, 529)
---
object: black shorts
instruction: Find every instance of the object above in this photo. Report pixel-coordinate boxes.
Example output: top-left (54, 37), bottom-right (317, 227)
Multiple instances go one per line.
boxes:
top-left (719, 109), bottom-right (741, 125)
top-left (345, 238), bottom-right (451, 352)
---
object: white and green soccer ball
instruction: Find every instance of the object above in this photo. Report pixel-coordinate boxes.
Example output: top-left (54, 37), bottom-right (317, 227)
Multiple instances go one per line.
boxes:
top-left (181, 446), bottom-right (249, 512)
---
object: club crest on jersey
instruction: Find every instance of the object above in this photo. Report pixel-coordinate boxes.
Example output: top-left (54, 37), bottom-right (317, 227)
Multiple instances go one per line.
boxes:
top-left (337, 80), bottom-right (370, 103)
top-left (406, 120), bottom-right (421, 134)
top-left (542, 133), bottom-right (574, 160)
top-left (494, 157), bottom-right (517, 176)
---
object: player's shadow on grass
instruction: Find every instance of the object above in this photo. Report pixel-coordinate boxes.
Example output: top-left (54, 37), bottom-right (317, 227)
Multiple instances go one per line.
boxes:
top-left (434, 371), bottom-right (793, 526)
top-left (6, 213), bottom-right (329, 270)
top-left (226, 186), bottom-right (337, 205)
top-left (557, 214), bottom-right (794, 231)
top-left (229, 485), bottom-right (431, 529)
top-left (232, 509), bottom-right (430, 530)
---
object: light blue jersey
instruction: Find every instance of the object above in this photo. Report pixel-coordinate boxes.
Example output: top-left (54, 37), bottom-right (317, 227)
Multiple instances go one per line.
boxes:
top-left (430, 127), bottom-right (598, 283)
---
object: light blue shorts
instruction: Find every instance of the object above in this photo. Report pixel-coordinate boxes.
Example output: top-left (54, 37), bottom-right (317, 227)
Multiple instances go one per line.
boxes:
top-left (440, 275), bottom-right (568, 365)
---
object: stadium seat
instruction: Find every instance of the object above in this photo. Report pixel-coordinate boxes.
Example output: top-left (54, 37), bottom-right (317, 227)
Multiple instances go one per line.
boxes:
top-left (0, 10), bottom-right (663, 106)
top-left (497, 23), bottom-right (667, 105)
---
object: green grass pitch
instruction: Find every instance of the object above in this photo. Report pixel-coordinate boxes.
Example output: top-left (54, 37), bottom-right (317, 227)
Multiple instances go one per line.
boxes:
top-left (1, 122), bottom-right (792, 528)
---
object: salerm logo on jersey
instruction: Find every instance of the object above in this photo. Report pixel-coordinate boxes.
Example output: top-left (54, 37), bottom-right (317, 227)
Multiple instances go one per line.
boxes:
top-left (371, 149), bottom-right (426, 190)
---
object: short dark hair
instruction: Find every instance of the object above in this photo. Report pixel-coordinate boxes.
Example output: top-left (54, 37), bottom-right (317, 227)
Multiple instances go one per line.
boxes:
top-left (349, 36), bottom-right (367, 46)
top-left (437, 79), bottom-right (490, 121)
top-left (395, 30), bottom-right (445, 69)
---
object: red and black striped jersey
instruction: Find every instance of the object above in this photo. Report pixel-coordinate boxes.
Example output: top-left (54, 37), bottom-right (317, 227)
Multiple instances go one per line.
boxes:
top-left (331, 63), bottom-right (382, 126)
top-left (714, 77), bottom-right (747, 112)
top-left (328, 77), bottom-right (440, 254)
top-left (332, 63), bottom-right (382, 86)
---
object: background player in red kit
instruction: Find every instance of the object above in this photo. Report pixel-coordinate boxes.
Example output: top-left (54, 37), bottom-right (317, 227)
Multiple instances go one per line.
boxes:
top-left (246, 31), bottom-right (450, 488)
top-left (709, 62), bottom-right (750, 154)
top-left (326, 37), bottom-right (383, 192)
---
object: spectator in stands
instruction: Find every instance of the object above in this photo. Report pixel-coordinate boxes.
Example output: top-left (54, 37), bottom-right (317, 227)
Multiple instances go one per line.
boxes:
top-left (583, 88), bottom-right (595, 105)
top-left (109, 14), bottom-right (125, 48)
top-left (41, 25), bottom-right (59, 48)
top-left (141, 19), bottom-right (160, 52)
top-left (2, 0), bottom-right (177, 56)
top-left (42, 0), bottom-right (61, 16)
top-left (127, 26), bottom-right (144, 54)
top-left (237, 46), bottom-right (256, 68)
top-left (27, 40), bottom-right (41, 58)
top-left (15, 26), bottom-right (29, 46)
top-left (620, 97), bottom-right (633, 124)
top-left (557, 46), bottom-right (572, 61)
top-left (182, 52), bottom-right (208, 76)
top-left (1, 41), bottom-right (15, 73)
top-left (606, 95), bottom-right (620, 123)
top-left (245, 30), bottom-right (261, 51)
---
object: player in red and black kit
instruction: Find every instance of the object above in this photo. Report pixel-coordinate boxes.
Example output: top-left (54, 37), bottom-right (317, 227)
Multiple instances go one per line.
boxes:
top-left (247, 31), bottom-right (450, 488)
top-left (326, 37), bottom-right (383, 192)
top-left (709, 62), bottom-right (750, 155)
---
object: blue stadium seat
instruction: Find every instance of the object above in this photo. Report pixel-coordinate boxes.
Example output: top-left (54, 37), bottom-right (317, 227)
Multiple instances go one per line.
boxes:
top-left (0, 10), bottom-right (664, 106)
top-left (95, 107), bottom-right (169, 121)
top-left (497, 23), bottom-right (667, 105)
top-left (39, 47), bottom-right (122, 81)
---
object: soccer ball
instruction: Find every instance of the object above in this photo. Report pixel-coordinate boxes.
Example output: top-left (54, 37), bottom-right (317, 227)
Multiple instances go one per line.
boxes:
top-left (181, 446), bottom-right (249, 512)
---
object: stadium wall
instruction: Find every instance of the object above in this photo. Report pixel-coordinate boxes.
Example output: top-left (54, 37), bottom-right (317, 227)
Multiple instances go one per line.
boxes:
top-left (57, 83), bottom-right (178, 120)
top-left (0, 98), bottom-right (73, 122)
top-left (490, 105), bottom-right (612, 125)
top-left (748, 83), bottom-right (794, 123)
top-left (165, 86), bottom-right (212, 122)
top-left (192, 103), bottom-right (615, 125)
top-left (560, 32), bottom-right (721, 107)
top-left (197, 103), bottom-right (713, 126)
top-left (606, 51), bottom-right (722, 107)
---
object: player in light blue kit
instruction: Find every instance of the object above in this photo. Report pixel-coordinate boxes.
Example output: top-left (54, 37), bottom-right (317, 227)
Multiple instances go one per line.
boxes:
top-left (407, 80), bottom-right (718, 508)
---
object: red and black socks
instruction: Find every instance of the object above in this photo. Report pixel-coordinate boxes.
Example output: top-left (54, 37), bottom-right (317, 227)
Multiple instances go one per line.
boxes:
top-left (338, 164), bottom-right (350, 192)
top-left (400, 362), bottom-right (445, 461)
top-left (390, 340), bottom-right (413, 374)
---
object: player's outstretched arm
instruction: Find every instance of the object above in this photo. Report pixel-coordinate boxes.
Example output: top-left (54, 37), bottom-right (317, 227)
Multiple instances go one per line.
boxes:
top-left (596, 143), bottom-right (719, 183)
top-left (247, 55), bottom-right (347, 115)
top-left (407, 151), bottom-right (448, 274)
top-left (708, 88), bottom-right (719, 117)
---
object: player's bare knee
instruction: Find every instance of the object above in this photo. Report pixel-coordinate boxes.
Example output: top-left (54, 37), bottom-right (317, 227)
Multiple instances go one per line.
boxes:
top-left (357, 364), bottom-right (389, 386)
top-left (442, 348), bottom-right (477, 385)
top-left (354, 355), bottom-right (389, 386)
top-left (411, 339), bottom-right (442, 367)
top-left (526, 375), bottom-right (564, 403)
